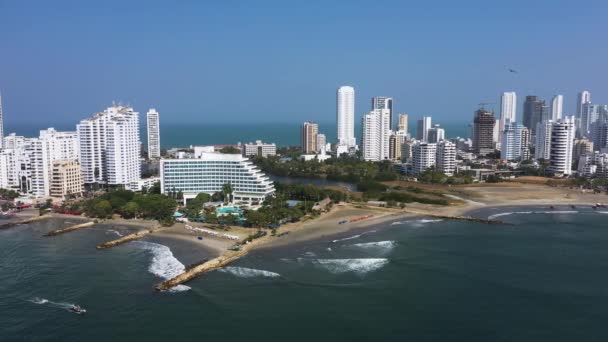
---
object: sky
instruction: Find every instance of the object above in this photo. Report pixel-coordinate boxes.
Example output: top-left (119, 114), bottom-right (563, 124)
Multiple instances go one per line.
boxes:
top-left (1, 0), bottom-right (607, 129)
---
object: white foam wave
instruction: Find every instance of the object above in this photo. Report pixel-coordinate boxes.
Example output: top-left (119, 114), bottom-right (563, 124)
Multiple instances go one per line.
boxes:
top-left (303, 251), bottom-right (317, 257)
top-left (314, 258), bottom-right (388, 275)
top-left (391, 219), bottom-right (442, 226)
top-left (598, 211), bottom-right (608, 214)
top-left (134, 241), bottom-right (190, 292)
top-left (488, 210), bottom-right (578, 220)
top-left (219, 266), bottom-right (280, 278)
top-left (106, 229), bottom-right (123, 237)
top-left (352, 240), bottom-right (396, 252)
top-left (418, 219), bottom-right (443, 223)
top-left (332, 234), bottom-right (361, 243)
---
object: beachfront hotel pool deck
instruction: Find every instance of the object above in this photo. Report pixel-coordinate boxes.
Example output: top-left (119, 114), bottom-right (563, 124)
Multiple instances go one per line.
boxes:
top-left (160, 152), bottom-right (275, 204)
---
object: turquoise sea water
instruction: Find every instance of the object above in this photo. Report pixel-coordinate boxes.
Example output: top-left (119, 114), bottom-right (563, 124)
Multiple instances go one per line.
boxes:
top-left (2, 207), bottom-right (608, 341)
top-left (5, 122), bottom-right (471, 148)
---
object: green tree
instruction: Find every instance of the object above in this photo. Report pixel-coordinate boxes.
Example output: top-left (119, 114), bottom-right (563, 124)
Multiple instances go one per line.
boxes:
top-left (121, 201), bottom-right (140, 219)
top-left (93, 200), bottom-right (113, 219)
top-left (222, 183), bottom-right (233, 204)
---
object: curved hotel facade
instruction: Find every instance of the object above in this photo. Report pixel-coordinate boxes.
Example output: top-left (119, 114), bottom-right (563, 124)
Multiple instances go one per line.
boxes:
top-left (160, 152), bottom-right (275, 204)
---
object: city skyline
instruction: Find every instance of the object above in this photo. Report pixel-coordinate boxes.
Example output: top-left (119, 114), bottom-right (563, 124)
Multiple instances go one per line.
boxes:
top-left (1, 1), bottom-right (607, 126)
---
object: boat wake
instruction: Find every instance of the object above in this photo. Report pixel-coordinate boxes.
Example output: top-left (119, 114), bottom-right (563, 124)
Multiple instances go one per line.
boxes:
top-left (28, 297), bottom-right (80, 312)
top-left (134, 241), bottom-right (190, 292)
top-left (307, 258), bottom-right (389, 275)
top-left (219, 266), bottom-right (280, 278)
top-left (488, 211), bottom-right (578, 220)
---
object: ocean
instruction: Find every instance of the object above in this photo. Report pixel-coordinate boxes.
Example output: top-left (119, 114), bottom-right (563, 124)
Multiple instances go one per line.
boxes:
top-left (2, 207), bottom-right (608, 341)
top-left (5, 122), bottom-right (471, 148)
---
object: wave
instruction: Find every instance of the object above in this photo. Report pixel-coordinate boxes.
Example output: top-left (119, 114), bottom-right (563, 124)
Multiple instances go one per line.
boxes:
top-left (488, 211), bottom-right (578, 220)
top-left (106, 229), bottom-right (123, 237)
top-left (351, 240), bottom-right (396, 253)
top-left (391, 219), bottom-right (442, 226)
top-left (219, 266), bottom-right (280, 278)
top-left (134, 241), bottom-right (190, 292)
top-left (30, 297), bottom-right (48, 305)
top-left (332, 234), bottom-right (361, 243)
top-left (597, 211), bottom-right (608, 214)
top-left (314, 258), bottom-right (388, 275)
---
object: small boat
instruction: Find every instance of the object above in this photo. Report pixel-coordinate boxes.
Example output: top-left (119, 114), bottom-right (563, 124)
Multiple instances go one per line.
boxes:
top-left (70, 305), bottom-right (86, 314)
top-left (549, 205), bottom-right (555, 210)
top-left (570, 205), bottom-right (576, 209)
top-left (197, 236), bottom-right (203, 240)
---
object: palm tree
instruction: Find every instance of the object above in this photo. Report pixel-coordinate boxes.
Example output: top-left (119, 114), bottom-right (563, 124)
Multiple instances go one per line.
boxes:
top-left (222, 182), bottom-right (233, 204)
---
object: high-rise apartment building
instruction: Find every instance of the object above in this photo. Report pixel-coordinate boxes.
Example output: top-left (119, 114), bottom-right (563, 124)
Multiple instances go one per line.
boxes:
top-left (146, 108), bottom-right (161, 159)
top-left (582, 104), bottom-right (608, 139)
top-left (412, 142), bottom-right (436, 175)
top-left (372, 96), bottom-right (393, 129)
top-left (316, 133), bottom-right (327, 154)
top-left (436, 140), bottom-right (456, 175)
top-left (472, 109), bottom-right (496, 156)
top-left (0, 92), bottom-right (4, 149)
top-left (576, 90), bottom-right (591, 118)
top-left (397, 114), bottom-right (408, 134)
top-left (337, 86), bottom-right (356, 148)
top-left (427, 124), bottom-right (445, 143)
top-left (39, 128), bottom-right (79, 196)
top-left (500, 92), bottom-right (517, 132)
top-left (50, 160), bottom-right (83, 199)
top-left (500, 122), bottom-right (525, 161)
top-left (77, 105), bottom-right (141, 190)
top-left (361, 109), bottom-right (390, 161)
top-left (551, 95), bottom-right (564, 121)
top-left (548, 117), bottom-right (575, 175)
top-left (241, 140), bottom-right (277, 158)
top-left (573, 138), bottom-right (593, 167)
top-left (535, 120), bottom-right (553, 161)
top-left (301, 122), bottom-right (319, 154)
top-left (523, 96), bottom-right (545, 135)
top-left (389, 134), bottom-right (401, 161)
top-left (416, 116), bottom-right (432, 142)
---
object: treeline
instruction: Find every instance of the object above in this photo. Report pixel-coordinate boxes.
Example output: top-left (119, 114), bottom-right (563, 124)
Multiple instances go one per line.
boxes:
top-left (80, 190), bottom-right (176, 225)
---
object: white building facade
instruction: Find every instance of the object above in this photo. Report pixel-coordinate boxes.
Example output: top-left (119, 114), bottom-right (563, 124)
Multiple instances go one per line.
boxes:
top-left (548, 117), bottom-right (575, 175)
top-left (412, 142), bottom-right (436, 175)
top-left (500, 91), bottom-right (517, 132)
top-left (361, 109), bottom-right (390, 161)
top-left (337, 86), bottom-right (356, 148)
top-left (77, 105), bottom-right (141, 190)
top-left (160, 152), bottom-right (275, 204)
top-left (436, 140), bottom-right (456, 175)
top-left (146, 108), bottom-right (161, 159)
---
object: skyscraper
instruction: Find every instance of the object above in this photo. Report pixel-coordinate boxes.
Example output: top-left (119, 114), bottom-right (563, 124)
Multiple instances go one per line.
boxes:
top-left (523, 96), bottom-right (545, 134)
top-left (337, 86), bottom-right (355, 148)
top-left (77, 105), bottom-right (141, 190)
top-left (535, 120), bottom-right (553, 161)
top-left (576, 90), bottom-right (591, 118)
top-left (500, 122), bottom-right (524, 161)
top-left (361, 109), bottom-right (390, 161)
top-left (416, 116), bottom-right (432, 142)
top-left (146, 108), bottom-right (161, 159)
top-left (551, 95), bottom-right (564, 121)
top-left (0, 92), bottom-right (4, 149)
top-left (427, 124), bottom-right (445, 143)
top-left (389, 134), bottom-right (401, 161)
top-left (472, 109), bottom-right (496, 156)
top-left (548, 117), bottom-right (575, 175)
top-left (39, 128), bottom-right (79, 197)
top-left (372, 96), bottom-right (393, 129)
top-left (499, 92), bottom-right (517, 132)
top-left (301, 122), bottom-right (319, 154)
top-left (397, 114), bottom-right (408, 134)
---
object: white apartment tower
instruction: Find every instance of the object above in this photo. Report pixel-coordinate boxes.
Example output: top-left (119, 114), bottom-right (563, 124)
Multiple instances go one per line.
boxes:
top-left (146, 108), bottom-right (161, 159)
top-left (500, 92), bottom-right (517, 132)
top-left (576, 90), bottom-right (591, 118)
top-left (397, 114), bottom-right (408, 134)
top-left (39, 128), bottom-right (79, 196)
top-left (551, 95), bottom-right (564, 121)
top-left (548, 117), bottom-right (575, 175)
top-left (535, 120), bottom-right (553, 161)
top-left (372, 96), bottom-right (393, 129)
top-left (337, 86), bottom-right (356, 148)
top-left (412, 142), bottom-right (436, 175)
top-left (77, 105), bottom-right (141, 190)
top-left (436, 140), bottom-right (456, 175)
top-left (361, 109), bottom-right (390, 161)
top-left (501, 122), bottom-right (524, 161)
top-left (0, 92), bottom-right (4, 149)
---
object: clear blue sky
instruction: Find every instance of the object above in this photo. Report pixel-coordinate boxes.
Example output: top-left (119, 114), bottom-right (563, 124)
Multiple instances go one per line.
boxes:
top-left (1, 0), bottom-right (607, 128)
